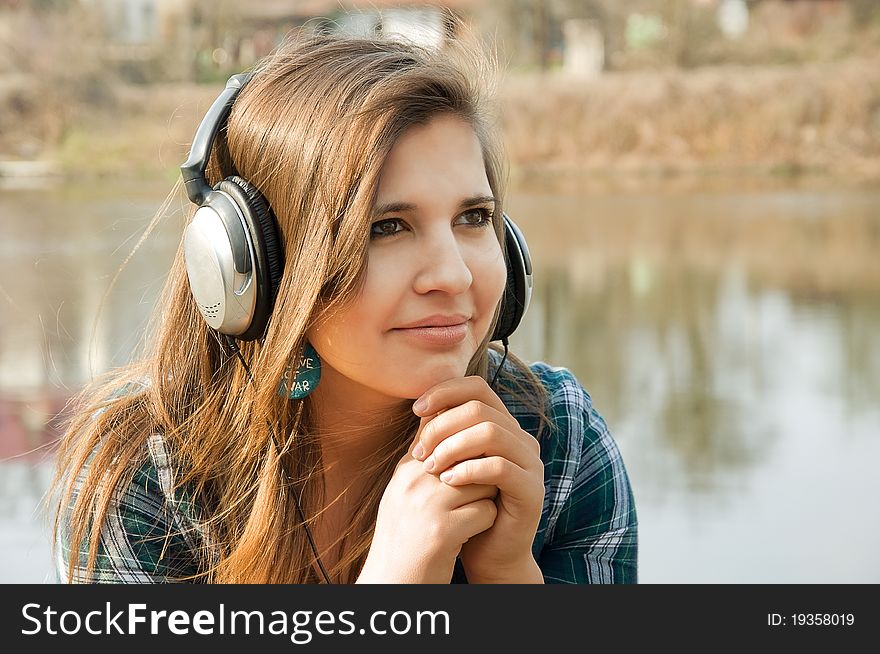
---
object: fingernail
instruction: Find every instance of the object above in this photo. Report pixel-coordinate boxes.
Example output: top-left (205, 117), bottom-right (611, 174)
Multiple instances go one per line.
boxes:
top-left (413, 443), bottom-right (425, 460)
top-left (440, 470), bottom-right (454, 483)
top-left (413, 397), bottom-right (427, 413)
top-left (423, 455), bottom-right (435, 472)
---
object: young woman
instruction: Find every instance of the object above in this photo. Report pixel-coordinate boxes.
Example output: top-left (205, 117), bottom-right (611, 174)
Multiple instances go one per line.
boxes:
top-left (52, 33), bottom-right (637, 584)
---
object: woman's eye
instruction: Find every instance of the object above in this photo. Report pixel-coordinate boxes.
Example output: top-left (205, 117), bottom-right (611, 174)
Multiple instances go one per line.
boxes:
top-left (370, 218), bottom-right (405, 239)
top-left (370, 209), bottom-right (493, 240)
top-left (457, 208), bottom-right (494, 227)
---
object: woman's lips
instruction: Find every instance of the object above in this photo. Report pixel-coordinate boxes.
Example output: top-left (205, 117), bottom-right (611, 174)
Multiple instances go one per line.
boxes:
top-left (392, 322), bottom-right (468, 347)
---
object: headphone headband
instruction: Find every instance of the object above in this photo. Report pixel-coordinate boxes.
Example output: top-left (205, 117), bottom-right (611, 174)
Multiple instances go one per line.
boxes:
top-left (181, 73), bottom-right (252, 205)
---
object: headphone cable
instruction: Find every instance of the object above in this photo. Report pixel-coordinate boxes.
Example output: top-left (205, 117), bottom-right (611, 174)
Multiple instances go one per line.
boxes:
top-left (224, 335), bottom-right (333, 584)
top-left (489, 336), bottom-right (509, 389)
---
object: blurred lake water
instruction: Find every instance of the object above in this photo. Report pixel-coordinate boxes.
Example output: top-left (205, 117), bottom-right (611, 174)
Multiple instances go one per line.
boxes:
top-left (1, 179), bottom-right (878, 583)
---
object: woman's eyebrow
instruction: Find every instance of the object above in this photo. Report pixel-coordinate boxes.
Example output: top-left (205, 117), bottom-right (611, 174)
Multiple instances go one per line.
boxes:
top-left (373, 195), bottom-right (497, 217)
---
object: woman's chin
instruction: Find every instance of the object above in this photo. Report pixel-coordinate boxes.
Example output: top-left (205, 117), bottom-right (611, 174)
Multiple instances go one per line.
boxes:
top-left (394, 364), bottom-right (470, 399)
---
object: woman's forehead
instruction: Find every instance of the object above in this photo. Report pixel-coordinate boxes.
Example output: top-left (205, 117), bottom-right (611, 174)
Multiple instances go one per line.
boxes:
top-left (374, 115), bottom-right (490, 207)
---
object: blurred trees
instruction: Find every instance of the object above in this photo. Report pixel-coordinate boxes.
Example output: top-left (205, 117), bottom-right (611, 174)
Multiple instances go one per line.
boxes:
top-left (484, 0), bottom-right (880, 72)
top-left (0, 0), bottom-right (112, 158)
top-left (850, 0), bottom-right (880, 27)
top-left (2, 0), bottom-right (878, 169)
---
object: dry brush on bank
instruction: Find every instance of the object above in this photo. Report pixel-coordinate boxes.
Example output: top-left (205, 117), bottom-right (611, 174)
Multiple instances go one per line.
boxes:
top-left (500, 55), bottom-right (880, 183)
top-left (3, 30), bottom-right (879, 184)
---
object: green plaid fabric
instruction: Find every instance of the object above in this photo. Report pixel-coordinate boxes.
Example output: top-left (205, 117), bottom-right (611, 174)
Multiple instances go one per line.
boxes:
top-left (57, 350), bottom-right (638, 584)
top-left (499, 355), bottom-right (638, 584)
top-left (57, 431), bottom-right (209, 583)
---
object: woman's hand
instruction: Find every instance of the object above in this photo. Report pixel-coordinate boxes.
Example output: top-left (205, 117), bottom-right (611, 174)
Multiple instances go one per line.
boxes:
top-left (412, 376), bottom-right (545, 583)
top-left (357, 430), bottom-right (499, 584)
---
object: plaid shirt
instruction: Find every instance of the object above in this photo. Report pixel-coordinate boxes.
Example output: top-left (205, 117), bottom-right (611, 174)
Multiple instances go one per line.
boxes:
top-left (57, 351), bottom-right (638, 584)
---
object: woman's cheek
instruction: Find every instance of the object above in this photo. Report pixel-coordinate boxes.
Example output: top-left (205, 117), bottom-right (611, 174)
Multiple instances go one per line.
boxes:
top-left (471, 246), bottom-right (507, 339)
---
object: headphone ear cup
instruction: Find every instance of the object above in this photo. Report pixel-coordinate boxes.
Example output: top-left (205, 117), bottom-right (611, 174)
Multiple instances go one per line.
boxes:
top-left (493, 263), bottom-right (518, 343)
top-left (491, 214), bottom-right (531, 342)
top-left (218, 176), bottom-right (284, 341)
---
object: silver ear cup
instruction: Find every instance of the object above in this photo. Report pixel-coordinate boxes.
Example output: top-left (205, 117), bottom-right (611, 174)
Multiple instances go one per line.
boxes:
top-left (183, 195), bottom-right (257, 336)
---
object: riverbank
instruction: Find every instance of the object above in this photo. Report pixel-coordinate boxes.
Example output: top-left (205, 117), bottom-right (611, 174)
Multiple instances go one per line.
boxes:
top-left (500, 54), bottom-right (880, 188)
top-left (2, 55), bottom-right (879, 186)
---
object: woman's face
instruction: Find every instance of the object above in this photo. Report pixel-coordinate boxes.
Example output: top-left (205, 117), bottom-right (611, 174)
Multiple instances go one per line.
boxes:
top-left (308, 113), bottom-right (507, 405)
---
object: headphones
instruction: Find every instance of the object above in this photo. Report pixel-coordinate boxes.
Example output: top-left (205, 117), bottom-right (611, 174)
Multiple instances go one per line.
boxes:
top-left (180, 73), bottom-right (533, 343)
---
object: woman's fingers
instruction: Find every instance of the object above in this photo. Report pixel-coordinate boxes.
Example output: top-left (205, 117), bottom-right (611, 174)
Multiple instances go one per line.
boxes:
top-left (448, 498), bottom-right (498, 541)
top-left (416, 400), bottom-right (535, 462)
top-left (440, 456), bottom-right (535, 507)
top-left (438, 481), bottom-right (498, 507)
top-left (413, 375), bottom-right (508, 418)
top-left (422, 421), bottom-right (538, 475)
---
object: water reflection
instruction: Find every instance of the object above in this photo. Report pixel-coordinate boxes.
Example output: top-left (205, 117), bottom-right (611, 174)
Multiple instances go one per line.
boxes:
top-left (504, 189), bottom-right (880, 581)
top-left (1, 185), bottom-right (180, 395)
top-left (1, 182), bottom-right (879, 582)
top-left (0, 461), bottom-right (54, 583)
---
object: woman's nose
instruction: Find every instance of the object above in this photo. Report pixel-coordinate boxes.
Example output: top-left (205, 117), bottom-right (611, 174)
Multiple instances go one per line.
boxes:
top-left (411, 231), bottom-right (473, 295)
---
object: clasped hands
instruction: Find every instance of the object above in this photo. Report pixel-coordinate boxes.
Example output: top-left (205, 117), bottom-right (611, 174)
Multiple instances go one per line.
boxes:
top-left (410, 375), bottom-right (544, 583)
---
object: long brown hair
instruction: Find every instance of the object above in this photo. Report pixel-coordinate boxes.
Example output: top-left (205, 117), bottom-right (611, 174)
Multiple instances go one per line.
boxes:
top-left (51, 32), bottom-right (551, 583)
